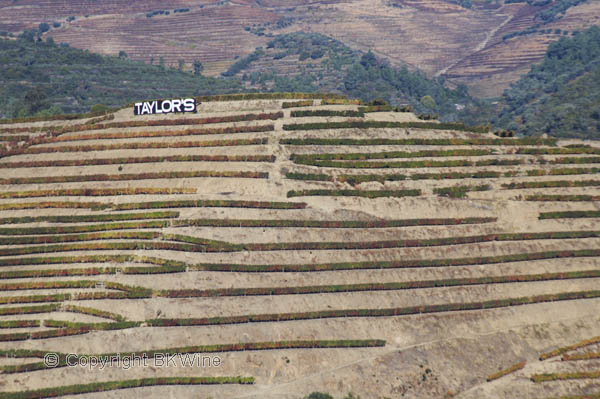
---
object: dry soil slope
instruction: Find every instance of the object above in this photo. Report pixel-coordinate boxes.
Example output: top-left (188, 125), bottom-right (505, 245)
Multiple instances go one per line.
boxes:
top-left (3, 0), bottom-right (600, 94)
top-left (0, 96), bottom-right (599, 399)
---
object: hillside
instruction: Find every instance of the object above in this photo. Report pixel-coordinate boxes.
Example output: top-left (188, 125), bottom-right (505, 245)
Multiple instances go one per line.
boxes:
top-left (2, 0), bottom-right (600, 96)
top-left (222, 32), bottom-right (476, 120)
top-left (491, 25), bottom-right (600, 138)
top-left (0, 36), bottom-right (242, 118)
top-left (0, 95), bottom-right (599, 398)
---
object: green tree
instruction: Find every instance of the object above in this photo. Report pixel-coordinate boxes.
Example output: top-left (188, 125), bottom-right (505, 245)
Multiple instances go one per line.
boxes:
top-left (420, 95), bottom-right (436, 110)
top-left (23, 87), bottom-right (49, 115)
top-left (178, 59), bottom-right (185, 71)
top-left (193, 60), bottom-right (204, 76)
top-left (307, 393), bottom-right (333, 399)
top-left (118, 50), bottom-right (128, 59)
top-left (38, 23), bottom-right (50, 33)
top-left (360, 50), bottom-right (377, 68)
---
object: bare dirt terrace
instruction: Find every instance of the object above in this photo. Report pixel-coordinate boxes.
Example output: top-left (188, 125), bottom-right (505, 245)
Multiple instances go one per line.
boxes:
top-left (0, 94), bottom-right (599, 399)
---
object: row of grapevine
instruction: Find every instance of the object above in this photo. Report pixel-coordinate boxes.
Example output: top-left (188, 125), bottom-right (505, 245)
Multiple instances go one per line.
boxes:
top-left (291, 159), bottom-right (524, 169)
top-left (38, 124), bottom-right (274, 143)
top-left (0, 200), bottom-right (307, 213)
top-left (486, 360), bottom-right (526, 381)
top-left (48, 112), bottom-right (284, 134)
top-left (157, 270), bottom-right (600, 298)
top-left (0, 154), bottom-right (276, 169)
top-left (433, 185), bottom-right (491, 198)
top-left (530, 371), bottom-right (600, 382)
top-left (280, 137), bottom-right (557, 146)
top-left (0, 211), bottom-right (179, 225)
top-left (0, 320), bottom-right (39, 328)
top-left (282, 100), bottom-right (314, 108)
top-left (518, 147), bottom-right (600, 155)
top-left (0, 170), bottom-right (268, 185)
top-left (22, 137), bottom-right (268, 154)
top-left (503, 180), bottom-right (600, 189)
top-left (290, 110), bottom-right (364, 117)
top-left (10, 270), bottom-right (596, 302)
top-left (333, 168), bottom-right (598, 186)
top-left (0, 187), bottom-right (196, 198)
top-left (0, 377), bottom-right (254, 399)
top-left (539, 211), bottom-right (600, 219)
top-left (562, 352), bottom-right (600, 361)
top-left (0, 340), bottom-right (385, 374)
top-left (322, 98), bottom-right (363, 105)
top-left (146, 290), bottom-right (600, 327)
top-left (540, 336), bottom-right (600, 360)
top-left (2, 249), bottom-right (598, 274)
top-left (11, 213), bottom-right (478, 236)
top-left (358, 105), bottom-right (413, 113)
top-left (0, 109), bottom-right (115, 125)
top-left (282, 120), bottom-right (489, 133)
top-left (287, 189), bottom-right (421, 198)
top-left (194, 92), bottom-right (345, 101)
top-left (526, 195), bottom-right (600, 201)
top-left (291, 149), bottom-right (494, 161)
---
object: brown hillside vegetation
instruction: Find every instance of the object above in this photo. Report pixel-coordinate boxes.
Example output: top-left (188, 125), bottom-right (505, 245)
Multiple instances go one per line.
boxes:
top-left (2, 0), bottom-right (599, 94)
top-left (0, 95), bottom-right (599, 398)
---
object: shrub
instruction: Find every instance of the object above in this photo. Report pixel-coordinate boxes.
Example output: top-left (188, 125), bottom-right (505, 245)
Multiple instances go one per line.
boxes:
top-left (89, 104), bottom-right (111, 115)
top-left (307, 393), bottom-right (334, 399)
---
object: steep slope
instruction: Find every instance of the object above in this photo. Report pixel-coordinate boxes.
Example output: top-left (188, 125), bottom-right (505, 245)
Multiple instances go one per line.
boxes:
top-left (0, 37), bottom-right (242, 117)
top-left (0, 95), bottom-right (599, 398)
top-left (1, 0), bottom-right (599, 95)
top-left (222, 32), bottom-right (476, 120)
top-left (493, 25), bottom-right (600, 139)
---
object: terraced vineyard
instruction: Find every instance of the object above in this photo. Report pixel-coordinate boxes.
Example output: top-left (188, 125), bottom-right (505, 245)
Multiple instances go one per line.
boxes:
top-left (0, 95), bottom-right (599, 398)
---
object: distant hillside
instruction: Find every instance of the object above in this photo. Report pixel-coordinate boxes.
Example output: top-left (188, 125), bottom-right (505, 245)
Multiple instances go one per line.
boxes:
top-left (222, 32), bottom-right (476, 120)
top-left (3, 0), bottom-right (599, 96)
top-left (0, 35), bottom-right (242, 118)
top-left (493, 25), bottom-right (600, 139)
top-left (0, 31), bottom-right (475, 121)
